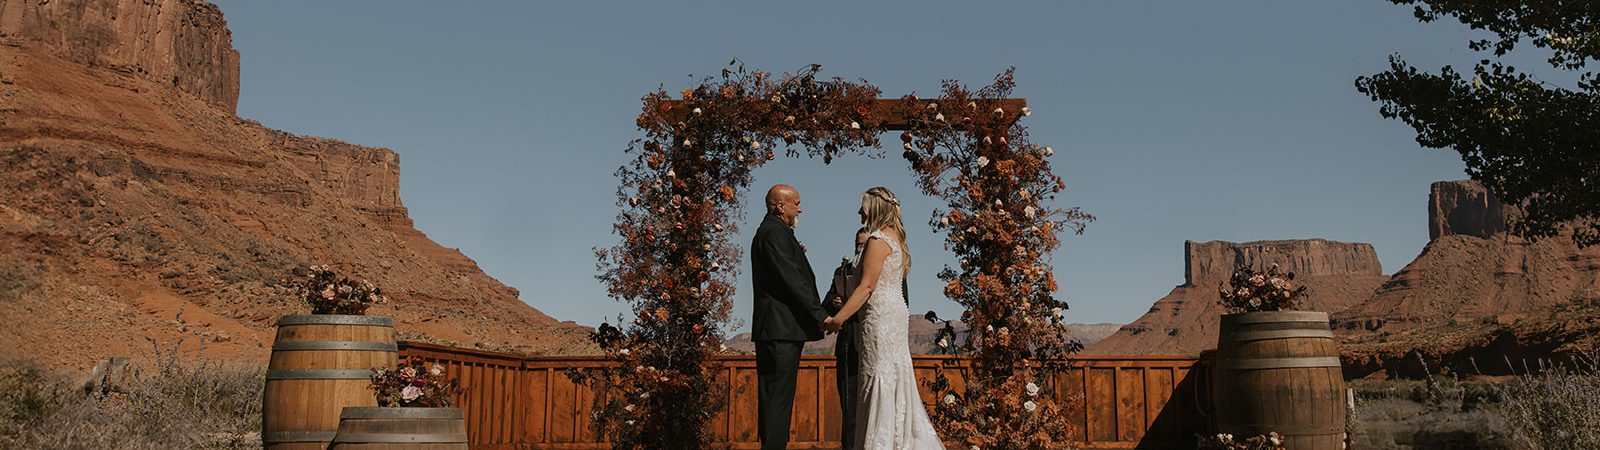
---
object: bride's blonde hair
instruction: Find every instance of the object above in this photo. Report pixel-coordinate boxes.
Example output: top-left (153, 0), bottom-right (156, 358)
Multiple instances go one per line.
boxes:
top-left (860, 187), bottom-right (910, 274)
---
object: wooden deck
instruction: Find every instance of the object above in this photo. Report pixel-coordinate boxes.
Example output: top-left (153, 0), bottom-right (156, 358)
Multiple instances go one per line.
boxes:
top-left (399, 341), bottom-right (1210, 449)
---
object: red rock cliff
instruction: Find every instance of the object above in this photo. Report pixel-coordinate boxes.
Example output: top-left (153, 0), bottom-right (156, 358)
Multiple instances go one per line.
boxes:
top-left (0, 0), bottom-right (240, 112)
top-left (1088, 239), bottom-right (1387, 355)
top-left (1334, 180), bottom-right (1600, 335)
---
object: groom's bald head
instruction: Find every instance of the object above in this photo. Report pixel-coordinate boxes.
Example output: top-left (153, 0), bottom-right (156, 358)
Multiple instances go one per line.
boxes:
top-left (766, 184), bottom-right (802, 227)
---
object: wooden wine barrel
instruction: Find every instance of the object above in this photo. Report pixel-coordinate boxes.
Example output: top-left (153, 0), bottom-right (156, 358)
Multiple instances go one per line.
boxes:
top-left (329, 407), bottom-right (468, 450)
top-left (1212, 311), bottom-right (1347, 450)
top-left (262, 315), bottom-right (398, 450)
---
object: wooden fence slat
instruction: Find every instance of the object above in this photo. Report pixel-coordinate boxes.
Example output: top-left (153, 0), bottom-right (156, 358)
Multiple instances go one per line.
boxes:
top-left (396, 342), bottom-right (1204, 449)
top-left (1117, 368), bottom-right (1147, 442)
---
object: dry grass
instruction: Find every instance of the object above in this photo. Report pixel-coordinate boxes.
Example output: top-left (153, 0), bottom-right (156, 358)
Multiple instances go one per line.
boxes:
top-left (1491, 353), bottom-right (1600, 450)
top-left (0, 341), bottom-right (263, 450)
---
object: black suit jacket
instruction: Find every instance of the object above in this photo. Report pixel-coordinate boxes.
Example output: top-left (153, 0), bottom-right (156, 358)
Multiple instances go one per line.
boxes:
top-left (750, 214), bottom-right (829, 342)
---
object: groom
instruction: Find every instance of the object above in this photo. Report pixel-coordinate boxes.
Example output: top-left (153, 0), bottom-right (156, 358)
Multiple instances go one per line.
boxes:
top-left (750, 184), bottom-right (832, 450)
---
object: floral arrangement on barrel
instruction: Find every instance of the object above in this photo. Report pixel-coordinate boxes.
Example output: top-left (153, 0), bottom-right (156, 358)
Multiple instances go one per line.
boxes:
top-left (1198, 432), bottom-right (1287, 450)
top-left (293, 265), bottom-right (386, 315)
top-left (903, 69), bottom-right (1095, 450)
top-left (370, 357), bottom-right (462, 408)
top-left (1217, 264), bottom-right (1308, 313)
top-left (584, 61), bottom-right (882, 450)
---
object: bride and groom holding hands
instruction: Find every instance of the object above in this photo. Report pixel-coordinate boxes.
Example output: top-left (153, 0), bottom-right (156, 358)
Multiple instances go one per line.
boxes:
top-left (751, 184), bottom-right (942, 450)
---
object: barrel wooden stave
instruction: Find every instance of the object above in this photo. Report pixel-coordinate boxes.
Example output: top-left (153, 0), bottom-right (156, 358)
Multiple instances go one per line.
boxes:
top-left (263, 315), bottom-right (398, 450)
top-left (330, 407), bottom-right (467, 450)
top-left (1213, 311), bottom-right (1347, 450)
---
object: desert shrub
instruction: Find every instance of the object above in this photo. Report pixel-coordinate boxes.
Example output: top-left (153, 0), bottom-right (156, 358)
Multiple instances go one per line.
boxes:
top-left (0, 360), bottom-right (76, 447)
top-left (0, 342), bottom-right (264, 450)
top-left (1492, 353), bottom-right (1600, 450)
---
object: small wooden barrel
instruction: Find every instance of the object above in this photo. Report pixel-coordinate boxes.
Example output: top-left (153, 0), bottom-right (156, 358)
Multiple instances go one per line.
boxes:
top-left (1212, 311), bottom-right (1347, 450)
top-left (329, 407), bottom-right (468, 449)
top-left (262, 315), bottom-right (398, 450)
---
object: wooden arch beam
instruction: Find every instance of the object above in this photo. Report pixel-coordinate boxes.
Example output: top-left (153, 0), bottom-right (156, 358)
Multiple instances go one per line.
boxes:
top-left (659, 98), bottom-right (1027, 131)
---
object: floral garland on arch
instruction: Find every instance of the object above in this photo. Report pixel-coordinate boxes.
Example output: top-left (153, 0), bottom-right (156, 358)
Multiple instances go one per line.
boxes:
top-left (904, 69), bottom-right (1095, 450)
top-left (585, 62), bottom-right (883, 449)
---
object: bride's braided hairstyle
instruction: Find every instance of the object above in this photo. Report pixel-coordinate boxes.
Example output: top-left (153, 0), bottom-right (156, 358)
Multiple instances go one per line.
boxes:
top-left (860, 187), bottom-right (911, 275)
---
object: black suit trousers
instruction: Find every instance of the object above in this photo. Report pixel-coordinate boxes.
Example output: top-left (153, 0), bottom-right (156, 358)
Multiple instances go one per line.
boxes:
top-left (756, 339), bottom-right (803, 450)
top-left (834, 318), bottom-right (862, 449)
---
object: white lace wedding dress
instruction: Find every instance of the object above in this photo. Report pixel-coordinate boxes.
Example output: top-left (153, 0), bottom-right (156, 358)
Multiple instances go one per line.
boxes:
top-left (854, 231), bottom-right (943, 449)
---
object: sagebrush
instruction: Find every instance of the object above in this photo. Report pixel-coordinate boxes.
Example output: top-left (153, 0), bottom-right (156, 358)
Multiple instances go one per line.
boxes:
top-left (1492, 353), bottom-right (1600, 450)
top-left (0, 341), bottom-right (264, 450)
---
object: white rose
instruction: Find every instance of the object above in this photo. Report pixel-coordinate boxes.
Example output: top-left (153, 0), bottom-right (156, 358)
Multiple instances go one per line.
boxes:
top-left (401, 385), bottom-right (423, 402)
top-left (692, 107), bottom-right (702, 115)
top-left (625, 404), bottom-right (635, 412)
top-left (1024, 206), bottom-right (1036, 218)
top-left (935, 113), bottom-right (946, 122)
top-left (1023, 400), bottom-right (1037, 412)
top-left (619, 348), bottom-right (630, 355)
top-left (1026, 382), bottom-right (1040, 397)
top-left (1043, 146), bottom-right (1054, 157)
top-left (1021, 106), bottom-right (1032, 117)
top-left (938, 338), bottom-right (949, 348)
top-left (850, 121), bottom-right (861, 130)
top-left (429, 364), bottom-right (444, 376)
top-left (942, 394), bottom-right (956, 405)
top-left (977, 156), bottom-right (989, 168)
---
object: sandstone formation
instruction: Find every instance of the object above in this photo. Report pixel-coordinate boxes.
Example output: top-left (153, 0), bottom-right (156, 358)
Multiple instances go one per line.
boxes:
top-left (1428, 180), bottom-right (1508, 240)
top-left (1086, 239), bottom-right (1388, 355)
top-left (0, 0), bottom-right (588, 370)
top-left (1335, 180), bottom-right (1600, 377)
top-left (0, 0), bottom-right (240, 112)
top-left (1334, 180), bottom-right (1600, 335)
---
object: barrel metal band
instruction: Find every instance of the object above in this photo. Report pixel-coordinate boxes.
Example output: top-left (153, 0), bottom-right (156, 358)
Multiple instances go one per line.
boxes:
top-left (341, 407), bottom-right (465, 419)
top-left (276, 315), bottom-right (394, 327)
top-left (261, 431), bottom-right (336, 443)
top-left (1225, 329), bottom-right (1334, 342)
top-left (1215, 356), bottom-right (1342, 370)
top-left (331, 433), bottom-right (468, 443)
top-left (272, 341), bottom-right (398, 352)
top-left (1223, 311), bottom-right (1329, 325)
top-left (266, 369), bottom-right (374, 380)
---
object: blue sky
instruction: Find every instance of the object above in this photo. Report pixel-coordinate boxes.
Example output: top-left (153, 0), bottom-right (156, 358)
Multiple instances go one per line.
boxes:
top-left (211, 1), bottom-right (1540, 331)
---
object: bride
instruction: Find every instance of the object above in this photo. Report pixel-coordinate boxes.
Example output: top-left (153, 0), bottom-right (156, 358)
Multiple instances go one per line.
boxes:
top-left (823, 186), bottom-right (943, 450)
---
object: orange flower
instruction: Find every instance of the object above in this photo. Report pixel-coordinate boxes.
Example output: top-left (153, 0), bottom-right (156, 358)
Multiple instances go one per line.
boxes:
top-left (680, 88), bottom-right (694, 100)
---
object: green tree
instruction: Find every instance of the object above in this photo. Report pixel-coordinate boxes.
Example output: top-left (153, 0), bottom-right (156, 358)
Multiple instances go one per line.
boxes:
top-left (1356, 0), bottom-right (1599, 246)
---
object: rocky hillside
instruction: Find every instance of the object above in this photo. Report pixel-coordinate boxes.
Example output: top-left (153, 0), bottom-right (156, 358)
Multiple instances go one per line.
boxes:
top-left (1086, 239), bottom-right (1389, 355)
top-left (1336, 180), bottom-right (1600, 377)
top-left (0, 0), bottom-right (592, 371)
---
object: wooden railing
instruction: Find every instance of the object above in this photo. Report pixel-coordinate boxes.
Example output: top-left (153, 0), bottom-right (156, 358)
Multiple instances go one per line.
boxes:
top-left (399, 341), bottom-right (1209, 449)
